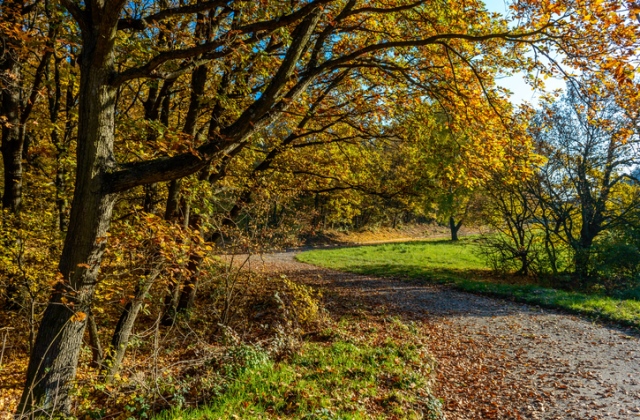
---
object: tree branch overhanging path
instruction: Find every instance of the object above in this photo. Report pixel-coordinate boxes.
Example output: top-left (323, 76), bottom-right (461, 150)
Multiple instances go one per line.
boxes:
top-left (8, 0), bottom-right (640, 417)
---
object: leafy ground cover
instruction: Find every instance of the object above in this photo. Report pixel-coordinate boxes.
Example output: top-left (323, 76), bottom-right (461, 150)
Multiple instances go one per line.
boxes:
top-left (297, 239), bottom-right (640, 330)
top-left (157, 319), bottom-right (442, 420)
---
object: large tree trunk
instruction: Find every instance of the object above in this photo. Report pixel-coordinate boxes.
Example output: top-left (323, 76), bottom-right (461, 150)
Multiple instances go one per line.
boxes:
top-left (17, 19), bottom-right (119, 417)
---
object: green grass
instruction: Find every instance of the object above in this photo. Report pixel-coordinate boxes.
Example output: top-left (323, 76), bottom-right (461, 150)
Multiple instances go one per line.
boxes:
top-left (298, 239), bottom-right (488, 282)
top-left (297, 239), bottom-right (640, 330)
top-left (156, 326), bottom-right (442, 420)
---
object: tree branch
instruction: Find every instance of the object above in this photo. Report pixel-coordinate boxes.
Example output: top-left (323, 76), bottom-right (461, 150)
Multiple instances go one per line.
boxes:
top-left (105, 7), bottom-right (323, 192)
top-left (117, 0), bottom-right (229, 31)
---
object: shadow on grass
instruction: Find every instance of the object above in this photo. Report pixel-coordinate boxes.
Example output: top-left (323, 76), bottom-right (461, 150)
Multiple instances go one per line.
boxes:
top-left (336, 263), bottom-right (487, 283)
top-left (294, 259), bottom-right (640, 333)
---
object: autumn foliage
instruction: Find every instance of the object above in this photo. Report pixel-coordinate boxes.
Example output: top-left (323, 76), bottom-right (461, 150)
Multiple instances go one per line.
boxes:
top-left (1, 0), bottom-right (639, 418)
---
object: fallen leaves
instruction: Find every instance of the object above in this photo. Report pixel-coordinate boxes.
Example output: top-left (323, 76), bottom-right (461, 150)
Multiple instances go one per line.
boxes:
top-left (263, 250), bottom-right (640, 420)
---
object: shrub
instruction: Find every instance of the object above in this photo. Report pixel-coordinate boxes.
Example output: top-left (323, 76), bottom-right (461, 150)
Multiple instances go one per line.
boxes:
top-left (591, 238), bottom-right (640, 293)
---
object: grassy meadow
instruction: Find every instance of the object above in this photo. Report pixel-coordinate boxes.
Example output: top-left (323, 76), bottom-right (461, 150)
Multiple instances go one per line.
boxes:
top-left (297, 239), bottom-right (487, 281)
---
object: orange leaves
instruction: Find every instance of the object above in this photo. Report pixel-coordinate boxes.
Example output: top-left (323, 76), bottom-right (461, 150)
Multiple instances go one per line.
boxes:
top-left (70, 312), bottom-right (87, 323)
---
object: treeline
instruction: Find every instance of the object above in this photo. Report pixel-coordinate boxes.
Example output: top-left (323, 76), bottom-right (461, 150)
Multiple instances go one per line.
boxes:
top-left (1, 0), bottom-right (639, 418)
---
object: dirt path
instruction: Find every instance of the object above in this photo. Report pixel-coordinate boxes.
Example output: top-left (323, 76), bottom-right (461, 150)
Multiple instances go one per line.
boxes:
top-left (246, 251), bottom-right (640, 420)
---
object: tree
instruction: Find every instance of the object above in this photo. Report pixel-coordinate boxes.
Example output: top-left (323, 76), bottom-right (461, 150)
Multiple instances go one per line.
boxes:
top-left (399, 101), bottom-right (530, 241)
top-left (530, 83), bottom-right (640, 286)
top-left (10, 0), bottom-right (639, 417)
top-left (1, 0), bottom-right (58, 213)
top-left (482, 171), bottom-right (541, 275)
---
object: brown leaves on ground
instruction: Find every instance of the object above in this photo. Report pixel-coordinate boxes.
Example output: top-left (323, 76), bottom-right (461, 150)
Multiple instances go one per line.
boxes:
top-left (258, 251), bottom-right (640, 420)
top-left (424, 321), bottom-right (551, 419)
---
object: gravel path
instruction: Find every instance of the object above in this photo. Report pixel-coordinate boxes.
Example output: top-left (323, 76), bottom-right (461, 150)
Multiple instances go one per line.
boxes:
top-left (245, 251), bottom-right (640, 420)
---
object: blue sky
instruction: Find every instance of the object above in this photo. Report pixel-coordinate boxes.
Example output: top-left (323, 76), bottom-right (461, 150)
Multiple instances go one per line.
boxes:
top-left (483, 0), bottom-right (567, 105)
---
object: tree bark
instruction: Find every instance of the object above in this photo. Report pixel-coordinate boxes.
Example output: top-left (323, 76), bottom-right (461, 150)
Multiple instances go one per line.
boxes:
top-left (142, 78), bottom-right (174, 213)
top-left (573, 236), bottom-right (595, 288)
top-left (176, 215), bottom-right (203, 314)
top-left (1, 55), bottom-right (25, 213)
top-left (1, 16), bottom-right (28, 309)
top-left (176, 254), bottom-right (202, 314)
top-left (17, 14), bottom-right (119, 416)
top-left (87, 310), bottom-right (103, 368)
top-left (0, 0), bottom-right (24, 213)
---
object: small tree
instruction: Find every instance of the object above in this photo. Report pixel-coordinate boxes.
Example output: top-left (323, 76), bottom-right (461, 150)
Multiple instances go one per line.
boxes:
top-left (482, 174), bottom-right (540, 276)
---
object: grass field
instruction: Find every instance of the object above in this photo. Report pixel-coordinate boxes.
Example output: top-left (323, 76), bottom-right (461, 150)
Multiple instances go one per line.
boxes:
top-left (297, 239), bottom-right (640, 330)
top-left (297, 239), bottom-right (487, 281)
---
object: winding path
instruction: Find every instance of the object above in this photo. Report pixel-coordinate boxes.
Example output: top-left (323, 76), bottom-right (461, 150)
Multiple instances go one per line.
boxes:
top-left (247, 250), bottom-right (640, 420)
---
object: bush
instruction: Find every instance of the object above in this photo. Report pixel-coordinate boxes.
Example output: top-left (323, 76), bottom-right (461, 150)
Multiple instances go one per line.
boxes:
top-left (476, 234), bottom-right (540, 276)
top-left (591, 238), bottom-right (640, 293)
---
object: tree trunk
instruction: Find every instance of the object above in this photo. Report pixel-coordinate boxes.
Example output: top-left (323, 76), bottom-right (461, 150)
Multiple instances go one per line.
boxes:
top-left (141, 77), bottom-right (174, 214)
top-left (142, 183), bottom-right (158, 214)
top-left (0, 1), bottom-right (25, 213)
top-left (87, 310), bottom-right (103, 368)
top-left (1, 64), bottom-right (25, 213)
top-left (17, 20), bottom-right (119, 417)
top-left (104, 267), bottom-right (161, 380)
top-left (176, 255), bottom-right (202, 314)
top-left (164, 179), bottom-right (182, 221)
top-left (573, 205), bottom-right (599, 288)
top-left (160, 280), bottom-right (181, 326)
top-left (573, 237), bottom-right (594, 288)
top-left (517, 252), bottom-right (529, 276)
top-left (50, 59), bottom-right (73, 232)
top-left (160, 64), bottom-right (208, 320)
top-left (176, 215), bottom-right (203, 314)
top-left (449, 216), bottom-right (462, 241)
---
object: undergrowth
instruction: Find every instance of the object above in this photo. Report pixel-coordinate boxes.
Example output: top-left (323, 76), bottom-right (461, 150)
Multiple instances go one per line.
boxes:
top-left (0, 255), bottom-right (443, 420)
top-left (157, 319), bottom-right (442, 420)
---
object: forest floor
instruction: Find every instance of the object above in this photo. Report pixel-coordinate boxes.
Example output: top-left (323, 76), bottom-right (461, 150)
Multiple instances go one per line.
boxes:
top-left (244, 245), bottom-right (640, 420)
